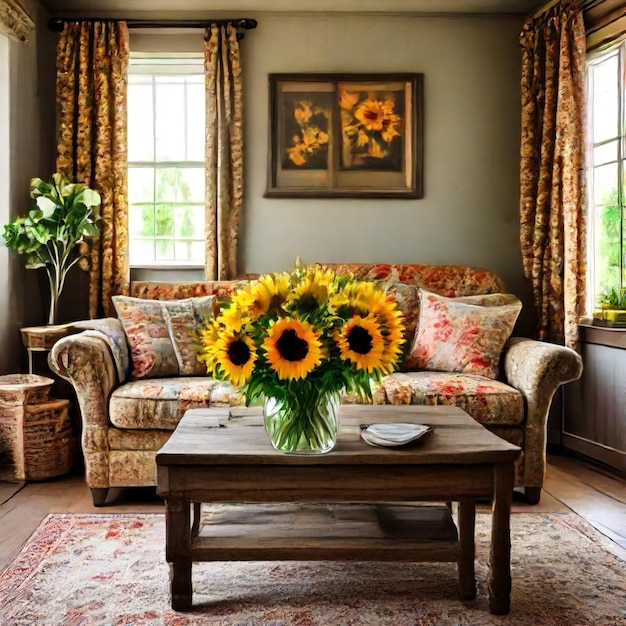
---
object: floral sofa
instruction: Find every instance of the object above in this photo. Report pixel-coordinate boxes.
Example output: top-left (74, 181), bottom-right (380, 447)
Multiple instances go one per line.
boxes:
top-left (49, 263), bottom-right (583, 506)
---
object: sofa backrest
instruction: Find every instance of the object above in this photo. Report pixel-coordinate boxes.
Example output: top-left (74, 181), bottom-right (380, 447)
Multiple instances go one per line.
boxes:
top-left (319, 263), bottom-right (505, 297)
top-left (130, 263), bottom-right (505, 301)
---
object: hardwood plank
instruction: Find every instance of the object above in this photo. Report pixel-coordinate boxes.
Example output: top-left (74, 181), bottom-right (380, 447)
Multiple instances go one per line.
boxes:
top-left (0, 481), bottom-right (23, 505)
top-left (547, 452), bottom-right (626, 504)
top-left (543, 464), bottom-right (626, 547)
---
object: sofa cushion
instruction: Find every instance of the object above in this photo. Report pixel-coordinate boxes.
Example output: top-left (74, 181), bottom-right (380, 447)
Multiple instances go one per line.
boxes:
top-left (161, 297), bottom-right (215, 375)
top-left (109, 377), bottom-right (243, 430)
top-left (409, 290), bottom-right (522, 379)
top-left (381, 371), bottom-right (524, 426)
top-left (112, 295), bottom-right (214, 380)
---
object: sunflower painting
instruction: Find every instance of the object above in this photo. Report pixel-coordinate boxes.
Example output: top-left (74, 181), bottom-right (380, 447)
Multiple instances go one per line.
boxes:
top-left (282, 93), bottom-right (333, 170)
top-left (267, 73), bottom-right (423, 198)
top-left (339, 88), bottom-right (404, 171)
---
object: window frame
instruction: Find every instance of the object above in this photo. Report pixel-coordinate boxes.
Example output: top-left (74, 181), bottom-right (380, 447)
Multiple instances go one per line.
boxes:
top-left (586, 41), bottom-right (626, 314)
top-left (127, 54), bottom-right (206, 270)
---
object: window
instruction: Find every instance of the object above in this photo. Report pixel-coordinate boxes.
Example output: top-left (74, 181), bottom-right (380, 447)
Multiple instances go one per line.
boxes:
top-left (587, 43), bottom-right (625, 310)
top-left (127, 56), bottom-right (206, 267)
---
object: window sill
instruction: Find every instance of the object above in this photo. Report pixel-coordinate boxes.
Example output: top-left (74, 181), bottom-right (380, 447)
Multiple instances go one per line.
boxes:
top-left (578, 322), bottom-right (626, 349)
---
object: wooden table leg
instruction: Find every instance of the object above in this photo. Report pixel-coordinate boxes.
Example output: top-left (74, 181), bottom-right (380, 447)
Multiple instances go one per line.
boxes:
top-left (457, 498), bottom-right (476, 600)
top-left (488, 462), bottom-right (514, 614)
top-left (191, 502), bottom-right (201, 537)
top-left (165, 495), bottom-right (192, 611)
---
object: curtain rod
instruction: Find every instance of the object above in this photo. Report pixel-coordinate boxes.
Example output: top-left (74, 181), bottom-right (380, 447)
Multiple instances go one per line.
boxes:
top-left (531, 0), bottom-right (601, 19)
top-left (48, 18), bottom-right (258, 32)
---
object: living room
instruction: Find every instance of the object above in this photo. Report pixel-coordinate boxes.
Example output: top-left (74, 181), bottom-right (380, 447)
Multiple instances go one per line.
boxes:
top-left (1, 0), bottom-right (625, 623)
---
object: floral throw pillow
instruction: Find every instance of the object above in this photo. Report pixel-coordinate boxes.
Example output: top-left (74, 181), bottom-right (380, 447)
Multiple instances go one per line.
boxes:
top-left (112, 296), bottom-right (180, 380)
top-left (408, 290), bottom-right (522, 379)
top-left (112, 295), bottom-right (215, 380)
top-left (161, 296), bottom-right (215, 376)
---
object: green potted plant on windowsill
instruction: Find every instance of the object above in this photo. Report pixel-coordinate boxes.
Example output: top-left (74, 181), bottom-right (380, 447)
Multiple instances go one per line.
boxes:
top-left (2, 173), bottom-right (101, 325)
top-left (593, 288), bottom-right (626, 327)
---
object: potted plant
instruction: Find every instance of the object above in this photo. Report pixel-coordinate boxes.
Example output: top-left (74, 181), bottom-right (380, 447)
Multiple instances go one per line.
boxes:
top-left (2, 173), bottom-right (101, 325)
top-left (593, 287), bottom-right (626, 327)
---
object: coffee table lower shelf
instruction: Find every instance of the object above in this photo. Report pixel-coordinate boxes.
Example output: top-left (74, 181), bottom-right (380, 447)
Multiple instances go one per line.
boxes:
top-left (169, 502), bottom-right (476, 611)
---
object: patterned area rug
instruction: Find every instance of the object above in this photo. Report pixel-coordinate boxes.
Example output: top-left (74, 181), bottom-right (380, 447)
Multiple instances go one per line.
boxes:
top-left (1, 511), bottom-right (625, 625)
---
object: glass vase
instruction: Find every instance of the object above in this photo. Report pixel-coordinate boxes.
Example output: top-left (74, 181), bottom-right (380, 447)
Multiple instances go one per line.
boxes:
top-left (263, 390), bottom-right (340, 454)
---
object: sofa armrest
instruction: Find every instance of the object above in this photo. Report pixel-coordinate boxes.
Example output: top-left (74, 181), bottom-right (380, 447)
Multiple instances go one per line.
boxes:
top-left (502, 336), bottom-right (583, 488)
top-left (503, 337), bottom-right (583, 399)
top-left (48, 323), bottom-right (128, 489)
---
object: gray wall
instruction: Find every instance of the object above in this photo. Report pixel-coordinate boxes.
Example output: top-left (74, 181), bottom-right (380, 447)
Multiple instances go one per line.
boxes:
top-left (2, 11), bottom-right (534, 374)
top-left (1, 0), bottom-right (56, 375)
top-left (240, 14), bottom-right (533, 332)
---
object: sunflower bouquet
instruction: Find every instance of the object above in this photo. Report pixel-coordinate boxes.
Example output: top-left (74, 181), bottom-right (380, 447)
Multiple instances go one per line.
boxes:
top-left (199, 262), bottom-right (405, 454)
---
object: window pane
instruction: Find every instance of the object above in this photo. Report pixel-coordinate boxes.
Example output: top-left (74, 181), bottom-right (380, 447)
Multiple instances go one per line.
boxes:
top-left (128, 204), bottom-right (155, 238)
top-left (129, 240), bottom-right (155, 266)
top-left (187, 83), bottom-right (205, 161)
top-left (154, 204), bottom-right (175, 237)
top-left (175, 205), bottom-right (205, 237)
top-left (155, 84), bottom-right (186, 161)
top-left (179, 168), bottom-right (205, 202)
top-left (156, 240), bottom-right (175, 261)
top-left (175, 240), bottom-right (205, 263)
top-left (128, 84), bottom-right (154, 161)
top-left (593, 141), bottom-right (618, 167)
top-left (592, 54), bottom-right (619, 144)
top-left (593, 163), bottom-right (618, 206)
top-left (128, 167), bottom-right (154, 203)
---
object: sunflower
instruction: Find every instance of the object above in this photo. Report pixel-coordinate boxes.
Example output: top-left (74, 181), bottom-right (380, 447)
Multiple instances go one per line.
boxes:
top-left (229, 285), bottom-right (256, 316)
top-left (373, 302), bottom-right (405, 371)
top-left (218, 306), bottom-right (250, 333)
top-left (289, 267), bottom-right (335, 313)
top-left (335, 315), bottom-right (386, 373)
top-left (263, 317), bottom-right (323, 380)
top-left (214, 330), bottom-right (257, 387)
top-left (248, 273), bottom-right (290, 318)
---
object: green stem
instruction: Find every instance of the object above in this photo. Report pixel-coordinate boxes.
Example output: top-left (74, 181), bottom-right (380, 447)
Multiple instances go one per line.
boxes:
top-left (265, 390), bottom-right (339, 453)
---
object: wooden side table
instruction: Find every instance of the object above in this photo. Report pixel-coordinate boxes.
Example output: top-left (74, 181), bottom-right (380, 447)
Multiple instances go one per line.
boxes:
top-left (0, 374), bottom-right (76, 482)
top-left (20, 325), bottom-right (72, 374)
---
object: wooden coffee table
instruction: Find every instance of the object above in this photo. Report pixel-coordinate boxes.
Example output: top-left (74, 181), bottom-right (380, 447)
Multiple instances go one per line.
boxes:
top-left (156, 404), bottom-right (520, 614)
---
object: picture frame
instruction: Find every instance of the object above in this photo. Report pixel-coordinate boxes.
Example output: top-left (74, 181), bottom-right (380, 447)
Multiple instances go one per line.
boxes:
top-left (265, 73), bottom-right (423, 199)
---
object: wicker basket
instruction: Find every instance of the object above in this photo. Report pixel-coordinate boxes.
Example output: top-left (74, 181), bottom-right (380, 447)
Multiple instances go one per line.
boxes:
top-left (0, 374), bottom-right (76, 482)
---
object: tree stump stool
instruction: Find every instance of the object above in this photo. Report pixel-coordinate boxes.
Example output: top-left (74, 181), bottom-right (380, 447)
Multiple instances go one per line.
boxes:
top-left (0, 374), bottom-right (75, 482)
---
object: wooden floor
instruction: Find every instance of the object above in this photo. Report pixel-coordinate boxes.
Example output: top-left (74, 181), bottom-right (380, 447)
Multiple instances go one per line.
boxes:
top-left (0, 449), bottom-right (624, 571)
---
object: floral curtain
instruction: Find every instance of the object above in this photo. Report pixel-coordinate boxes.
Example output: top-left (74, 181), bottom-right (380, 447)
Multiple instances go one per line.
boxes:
top-left (0, 0), bottom-right (34, 42)
top-left (204, 22), bottom-right (244, 280)
top-left (56, 21), bottom-right (130, 318)
top-left (519, 1), bottom-right (586, 349)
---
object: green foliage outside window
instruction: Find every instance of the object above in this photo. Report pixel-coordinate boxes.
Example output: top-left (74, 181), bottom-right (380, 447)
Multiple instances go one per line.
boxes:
top-left (596, 187), bottom-right (625, 307)
top-left (136, 168), bottom-right (198, 261)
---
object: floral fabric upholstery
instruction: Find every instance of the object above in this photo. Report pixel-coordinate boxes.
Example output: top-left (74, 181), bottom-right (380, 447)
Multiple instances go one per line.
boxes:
top-left (409, 290), bottom-right (522, 379)
top-left (381, 372), bottom-right (524, 426)
top-left (161, 298), bottom-right (215, 375)
top-left (109, 378), bottom-right (242, 430)
top-left (112, 295), bottom-right (215, 379)
top-left (519, 4), bottom-right (586, 348)
top-left (131, 279), bottom-right (250, 301)
top-left (48, 263), bottom-right (583, 503)
top-left (112, 297), bottom-right (179, 379)
top-left (321, 263), bottom-right (505, 296)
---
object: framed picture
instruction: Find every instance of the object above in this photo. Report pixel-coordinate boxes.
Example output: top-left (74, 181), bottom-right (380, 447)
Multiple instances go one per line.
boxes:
top-left (265, 73), bottom-right (423, 199)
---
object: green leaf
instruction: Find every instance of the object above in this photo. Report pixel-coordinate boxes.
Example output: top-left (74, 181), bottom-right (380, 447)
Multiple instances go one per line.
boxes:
top-left (36, 196), bottom-right (59, 217)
